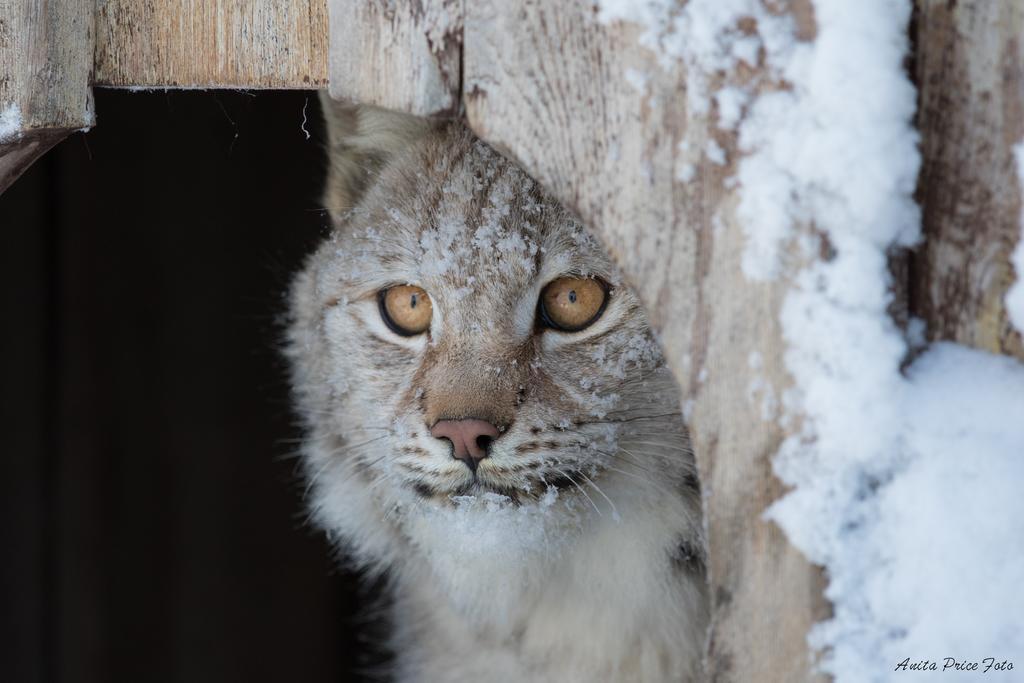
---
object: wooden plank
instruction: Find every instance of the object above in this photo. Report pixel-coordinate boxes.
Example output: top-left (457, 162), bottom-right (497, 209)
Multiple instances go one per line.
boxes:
top-left (93, 0), bottom-right (329, 89)
top-left (914, 0), bottom-right (1024, 359)
top-left (0, 0), bottom-right (94, 195)
top-left (464, 2), bottom-right (829, 681)
top-left (328, 0), bottom-right (461, 116)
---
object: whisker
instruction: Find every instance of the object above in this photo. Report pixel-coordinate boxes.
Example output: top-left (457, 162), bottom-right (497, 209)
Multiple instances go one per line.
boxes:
top-left (301, 437), bottom-right (393, 501)
top-left (573, 412), bottom-right (682, 426)
top-left (303, 457), bottom-right (336, 499)
top-left (273, 449), bottom-right (308, 463)
top-left (616, 431), bottom-right (689, 439)
top-left (549, 466), bottom-right (602, 517)
top-left (558, 431), bottom-right (682, 467)
top-left (587, 446), bottom-right (657, 475)
top-left (336, 433), bottom-right (391, 452)
top-left (626, 441), bottom-right (693, 453)
top-left (577, 470), bottom-right (620, 521)
top-left (599, 451), bottom-right (678, 487)
top-left (275, 431), bottom-right (345, 446)
top-left (584, 446), bottom-right (685, 494)
top-left (601, 464), bottom-right (662, 487)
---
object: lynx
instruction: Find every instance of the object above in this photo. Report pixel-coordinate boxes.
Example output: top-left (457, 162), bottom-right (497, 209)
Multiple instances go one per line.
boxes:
top-left (285, 97), bottom-right (708, 682)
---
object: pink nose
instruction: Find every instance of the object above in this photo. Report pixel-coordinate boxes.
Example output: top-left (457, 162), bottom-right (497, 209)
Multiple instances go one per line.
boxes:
top-left (430, 419), bottom-right (501, 471)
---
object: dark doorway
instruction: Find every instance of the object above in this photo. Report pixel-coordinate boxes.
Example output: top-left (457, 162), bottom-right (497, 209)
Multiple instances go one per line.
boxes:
top-left (1, 90), bottom-right (372, 683)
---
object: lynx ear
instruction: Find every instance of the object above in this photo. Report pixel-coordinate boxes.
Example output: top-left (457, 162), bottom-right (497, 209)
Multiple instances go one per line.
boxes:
top-left (319, 92), bottom-right (434, 218)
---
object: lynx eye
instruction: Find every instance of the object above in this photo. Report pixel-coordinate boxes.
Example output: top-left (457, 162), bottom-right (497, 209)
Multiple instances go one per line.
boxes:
top-left (379, 285), bottom-right (433, 336)
top-left (538, 277), bottom-right (609, 332)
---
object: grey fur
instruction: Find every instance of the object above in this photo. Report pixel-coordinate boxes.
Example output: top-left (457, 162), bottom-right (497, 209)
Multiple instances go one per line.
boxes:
top-left (285, 97), bottom-right (708, 682)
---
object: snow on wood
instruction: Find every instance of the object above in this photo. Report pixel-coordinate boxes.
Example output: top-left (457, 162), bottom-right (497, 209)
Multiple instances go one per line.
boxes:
top-left (464, 1), bottom-right (828, 681)
top-left (328, 0), bottom-right (461, 116)
top-left (798, 4), bottom-right (1024, 678)
top-left (0, 105), bottom-right (23, 143)
top-left (0, 0), bottom-right (94, 194)
top-left (724, 1), bottom-right (1023, 680)
top-left (94, 0), bottom-right (329, 89)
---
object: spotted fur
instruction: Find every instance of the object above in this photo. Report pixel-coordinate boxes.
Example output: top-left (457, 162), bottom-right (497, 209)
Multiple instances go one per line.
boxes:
top-left (285, 97), bottom-right (708, 682)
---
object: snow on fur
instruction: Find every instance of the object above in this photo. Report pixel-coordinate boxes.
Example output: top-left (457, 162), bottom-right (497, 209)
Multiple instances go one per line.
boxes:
top-left (600, 0), bottom-right (1023, 679)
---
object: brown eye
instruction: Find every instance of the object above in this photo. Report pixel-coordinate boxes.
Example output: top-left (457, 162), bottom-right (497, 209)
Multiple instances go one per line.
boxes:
top-left (538, 277), bottom-right (609, 332)
top-left (379, 285), bottom-right (433, 336)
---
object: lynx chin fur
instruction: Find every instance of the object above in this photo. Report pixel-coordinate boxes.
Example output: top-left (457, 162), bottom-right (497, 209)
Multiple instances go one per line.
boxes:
top-left (285, 96), bottom-right (708, 682)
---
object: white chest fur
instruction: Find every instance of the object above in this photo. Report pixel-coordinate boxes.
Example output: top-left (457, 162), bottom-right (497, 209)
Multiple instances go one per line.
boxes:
top-left (390, 483), bottom-right (707, 682)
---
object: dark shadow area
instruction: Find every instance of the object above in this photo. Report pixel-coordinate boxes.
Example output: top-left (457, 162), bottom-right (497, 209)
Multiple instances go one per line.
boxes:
top-left (0, 90), bottom-right (376, 683)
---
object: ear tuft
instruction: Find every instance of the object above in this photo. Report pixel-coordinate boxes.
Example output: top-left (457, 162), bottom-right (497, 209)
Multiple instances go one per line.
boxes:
top-left (319, 92), bottom-right (434, 219)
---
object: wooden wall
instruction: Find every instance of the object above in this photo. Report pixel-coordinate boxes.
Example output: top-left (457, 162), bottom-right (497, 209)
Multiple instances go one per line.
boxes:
top-left (913, 0), bottom-right (1024, 361)
top-left (93, 1), bottom-right (329, 89)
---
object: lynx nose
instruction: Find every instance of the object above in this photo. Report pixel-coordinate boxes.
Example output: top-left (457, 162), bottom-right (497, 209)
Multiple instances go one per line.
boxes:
top-left (430, 419), bottom-right (500, 472)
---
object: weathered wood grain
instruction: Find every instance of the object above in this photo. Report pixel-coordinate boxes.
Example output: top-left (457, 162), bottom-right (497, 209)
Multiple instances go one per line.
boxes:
top-left (328, 0), bottom-right (461, 116)
top-left (0, 0), bottom-right (94, 195)
top-left (93, 0), bottom-right (329, 89)
top-left (914, 0), bottom-right (1024, 359)
top-left (464, 2), bottom-right (829, 681)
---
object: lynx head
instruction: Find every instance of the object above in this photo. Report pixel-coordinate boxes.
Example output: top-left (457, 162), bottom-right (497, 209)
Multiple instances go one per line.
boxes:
top-left (286, 98), bottom-right (697, 579)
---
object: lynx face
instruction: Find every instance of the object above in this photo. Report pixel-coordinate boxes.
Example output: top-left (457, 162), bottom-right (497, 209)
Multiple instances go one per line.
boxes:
top-left (287, 106), bottom-right (696, 571)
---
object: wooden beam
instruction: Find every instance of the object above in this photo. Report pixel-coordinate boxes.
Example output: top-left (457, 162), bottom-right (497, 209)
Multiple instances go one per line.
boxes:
top-left (0, 0), bottom-right (94, 195)
top-left (914, 0), bottom-right (1024, 359)
top-left (93, 0), bottom-right (329, 89)
top-left (328, 0), bottom-right (461, 116)
top-left (463, 2), bottom-right (829, 681)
